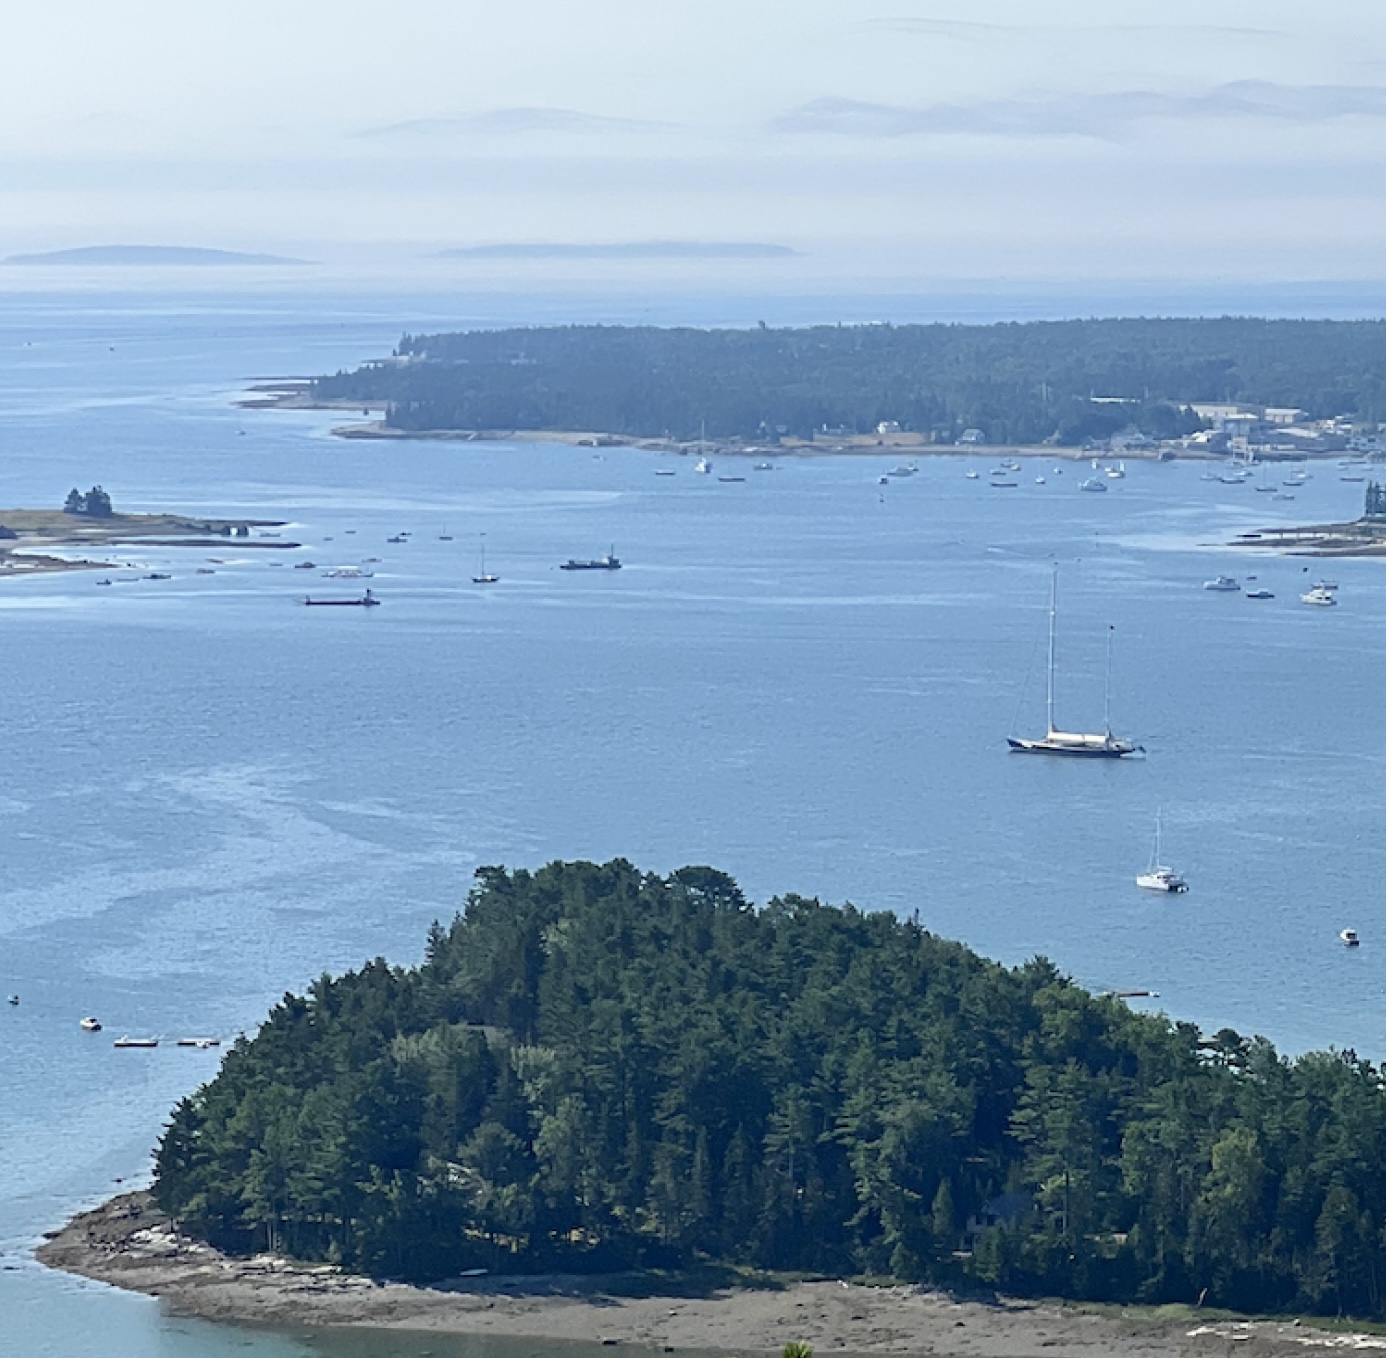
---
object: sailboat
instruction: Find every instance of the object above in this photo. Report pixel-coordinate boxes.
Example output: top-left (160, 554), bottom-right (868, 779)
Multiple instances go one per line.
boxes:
top-left (472, 538), bottom-right (498, 585)
top-left (1136, 812), bottom-right (1188, 893)
top-left (1008, 567), bottom-right (1142, 757)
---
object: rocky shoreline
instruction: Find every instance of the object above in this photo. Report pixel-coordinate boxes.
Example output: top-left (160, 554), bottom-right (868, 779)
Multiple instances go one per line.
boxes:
top-left (36, 1193), bottom-right (1376, 1356)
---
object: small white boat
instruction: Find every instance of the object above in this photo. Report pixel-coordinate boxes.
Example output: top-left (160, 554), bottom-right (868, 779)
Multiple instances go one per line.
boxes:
top-left (655, 468), bottom-right (676, 476)
top-left (1136, 813), bottom-right (1188, 893)
top-left (79, 1016), bottom-right (102, 1032)
top-left (1079, 477), bottom-right (1108, 492)
top-left (113, 1036), bottom-right (158, 1048)
top-left (694, 457), bottom-right (712, 474)
top-left (1035, 475), bottom-right (1046, 484)
top-left (324, 566), bottom-right (373, 579)
top-left (1341, 928), bottom-right (1361, 947)
top-left (176, 1037), bottom-right (221, 1048)
top-left (1105, 463), bottom-right (1126, 479)
top-left (965, 470), bottom-right (979, 479)
top-left (1312, 580), bottom-right (1339, 592)
top-left (1203, 576), bottom-right (1240, 592)
top-left (1301, 586), bottom-right (1337, 607)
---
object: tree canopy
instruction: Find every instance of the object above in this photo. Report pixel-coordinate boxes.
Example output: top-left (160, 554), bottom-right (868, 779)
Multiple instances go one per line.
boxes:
top-left (307, 318), bottom-right (1386, 444)
top-left (156, 860), bottom-right (1386, 1319)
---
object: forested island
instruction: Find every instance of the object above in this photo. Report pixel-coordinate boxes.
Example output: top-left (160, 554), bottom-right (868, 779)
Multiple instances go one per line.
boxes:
top-left (305, 318), bottom-right (1386, 446)
top-left (151, 859), bottom-right (1386, 1321)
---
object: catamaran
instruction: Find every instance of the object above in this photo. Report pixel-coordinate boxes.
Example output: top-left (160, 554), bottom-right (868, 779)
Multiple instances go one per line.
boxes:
top-left (1136, 812), bottom-right (1188, 893)
top-left (1008, 567), bottom-right (1142, 758)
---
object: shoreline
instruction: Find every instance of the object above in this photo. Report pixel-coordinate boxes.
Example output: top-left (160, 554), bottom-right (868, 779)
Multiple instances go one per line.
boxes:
top-left (36, 1193), bottom-right (1375, 1357)
top-left (0, 510), bottom-right (288, 580)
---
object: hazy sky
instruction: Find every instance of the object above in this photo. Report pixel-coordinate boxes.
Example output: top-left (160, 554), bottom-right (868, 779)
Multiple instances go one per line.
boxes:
top-left (6, 0), bottom-right (1386, 281)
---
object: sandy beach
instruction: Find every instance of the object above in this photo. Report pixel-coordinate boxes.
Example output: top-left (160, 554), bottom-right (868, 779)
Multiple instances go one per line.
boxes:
top-left (37, 1193), bottom-right (1386, 1357)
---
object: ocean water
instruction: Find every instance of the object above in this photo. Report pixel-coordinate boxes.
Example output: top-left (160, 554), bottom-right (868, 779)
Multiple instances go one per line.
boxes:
top-left (2, 287), bottom-right (1386, 1357)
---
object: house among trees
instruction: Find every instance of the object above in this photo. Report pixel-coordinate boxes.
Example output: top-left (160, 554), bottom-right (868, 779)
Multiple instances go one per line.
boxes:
top-left (63, 485), bottom-right (113, 518)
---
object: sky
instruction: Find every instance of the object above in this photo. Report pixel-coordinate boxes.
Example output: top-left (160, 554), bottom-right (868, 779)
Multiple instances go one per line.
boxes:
top-left (5, 0), bottom-right (1386, 285)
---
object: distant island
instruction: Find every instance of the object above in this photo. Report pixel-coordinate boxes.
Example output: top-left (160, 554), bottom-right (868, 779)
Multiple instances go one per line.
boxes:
top-left (436, 242), bottom-right (797, 261)
top-left (277, 318), bottom-right (1386, 450)
top-left (41, 856), bottom-right (1386, 1331)
top-left (4, 245), bottom-right (311, 267)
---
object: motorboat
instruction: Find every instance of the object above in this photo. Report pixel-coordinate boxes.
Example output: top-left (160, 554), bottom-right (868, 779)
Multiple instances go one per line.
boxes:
top-left (655, 468), bottom-right (677, 476)
top-left (1008, 566), bottom-right (1142, 758)
top-left (694, 457), bottom-right (712, 474)
top-left (176, 1037), bottom-right (221, 1048)
top-left (1341, 928), bottom-right (1361, 947)
top-left (753, 461), bottom-right (774, 471)
top-left (878, 476), bottom-right (889, 485)
top-left (113, 1036), bottom-right (158, 1048)
top-left (1301, 586), bottom-right (1337, 607)
top-left (1079, 477), bottom-right (1108, 492)
top-left (1245, 588), bottom-right (1275, 599)
top-left (965, 470), bottom-right (979, 479)
top-left (1136, 813), bottom-right (1188, 893)
top-left (1105, 463), bottom-right (1126, 478)
top-left (293, 561), bottom-right (316, 570)
top-left (324, 566), bottom-right (373, 578)
top-left (1203, 576), bottom-right (1240, 592)
top-left (560, 549), bottom-right (622, 571)
top-left (990, 479), bottom-right (1018, 488)
top-left (79, 1016), bottom-right (102, 1032)
top-left (1035, 475), bottom-right (1046, 484)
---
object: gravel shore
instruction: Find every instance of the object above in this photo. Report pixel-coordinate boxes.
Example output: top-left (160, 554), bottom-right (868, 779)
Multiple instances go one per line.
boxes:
top-left (36, 1193), bottom-right (1382, 1356)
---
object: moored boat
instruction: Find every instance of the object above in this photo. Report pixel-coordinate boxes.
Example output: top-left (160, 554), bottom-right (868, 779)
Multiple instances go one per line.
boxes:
top-left (1008, 567), bottom-right (1142, 758)
top-left (303, 589), bottom-right (380, 607)
top-left (560, 548), bottom-right (622, 571)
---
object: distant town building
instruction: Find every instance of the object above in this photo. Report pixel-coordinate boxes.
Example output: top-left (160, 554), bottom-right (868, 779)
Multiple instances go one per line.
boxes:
top-left (875, 420), bottom-right (901, 436)
top-left (958, 427), bottom-right (987, 445)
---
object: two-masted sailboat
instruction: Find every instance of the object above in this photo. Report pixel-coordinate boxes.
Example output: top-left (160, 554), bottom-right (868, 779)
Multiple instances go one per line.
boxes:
top-left (1008, 567), bottom-right (1142, 758)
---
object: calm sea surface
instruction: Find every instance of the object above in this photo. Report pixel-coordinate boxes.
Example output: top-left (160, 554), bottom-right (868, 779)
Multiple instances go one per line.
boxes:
top-left (2, 288), bottom-right (1386, 1357)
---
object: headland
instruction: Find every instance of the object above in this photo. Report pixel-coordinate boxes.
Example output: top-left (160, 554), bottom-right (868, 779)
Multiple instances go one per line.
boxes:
top-left (0, 509), bottom-right (290, 579)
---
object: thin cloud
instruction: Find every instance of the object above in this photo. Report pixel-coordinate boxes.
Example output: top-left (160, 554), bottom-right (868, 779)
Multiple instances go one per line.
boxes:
top-left (355, 108), bottom-right (676, 139)
top-left (772, 82), bottom-right (1386, 139)
top-left (859, 18), bottom-right (1287, 40)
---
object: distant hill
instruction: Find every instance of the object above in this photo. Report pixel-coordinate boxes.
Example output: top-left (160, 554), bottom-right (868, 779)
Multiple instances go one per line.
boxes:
top-left (436, 241), bottom-right (797, 260)
top-left (3, 245), bottom-right (311, 267)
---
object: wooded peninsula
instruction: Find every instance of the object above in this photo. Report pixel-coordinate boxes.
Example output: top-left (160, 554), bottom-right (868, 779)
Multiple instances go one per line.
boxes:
top-left (153, 859), bottom-right (1386, 1321)
top-left (305, 318), bottom-right (1386, 446)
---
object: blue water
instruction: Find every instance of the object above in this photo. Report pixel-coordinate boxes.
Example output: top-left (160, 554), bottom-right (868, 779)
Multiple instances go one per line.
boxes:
top-left (2, 287), bottom-right (1385, 1357)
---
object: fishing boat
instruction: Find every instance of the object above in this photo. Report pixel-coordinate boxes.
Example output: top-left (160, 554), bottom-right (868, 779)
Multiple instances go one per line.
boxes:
top-left (1341, 928), bottom-right (1361, 948)
top-left (1203, 576), bottom-right (1240, 592)
top-left (1135, 813), bottom-right (1188, 893)
top-left (1008, 567), bottom-right (1142, 758)
top-left (560, 548), bottom-right (622, 571)
top-left (473, 539), bottom-right (499, 585)
top-left (1301, 586), bottom-right (1337, 607)
top-left (303, 589), bottom-right (380, 607)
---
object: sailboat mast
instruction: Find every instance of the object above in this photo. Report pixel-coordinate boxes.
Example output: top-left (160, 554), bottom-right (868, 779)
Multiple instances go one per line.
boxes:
top-left (1046, 566), bottom-right (1057, 736)
top-left (1104, 625), bottom-right (1114, 737)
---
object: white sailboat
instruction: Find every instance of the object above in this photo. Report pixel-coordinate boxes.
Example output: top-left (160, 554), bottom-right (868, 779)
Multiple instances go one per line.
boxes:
top-left (1136, 812), bottom-right (1188, 893)
top-left (472, 537), bottom-right (498, 585)
top-left (1009, 567), bottom-right (1142, 757)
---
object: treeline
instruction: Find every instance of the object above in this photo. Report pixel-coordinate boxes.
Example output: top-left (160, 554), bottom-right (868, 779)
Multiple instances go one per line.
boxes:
top-left (308, 318), bottom-right (1386, 444)
top-left (159, 860), bottom-right (1386, 1320)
